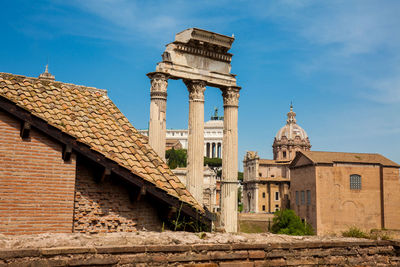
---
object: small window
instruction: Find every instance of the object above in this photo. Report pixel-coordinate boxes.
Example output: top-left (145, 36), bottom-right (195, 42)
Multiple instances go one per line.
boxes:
top-left (301, 191), bottom-right (305, 204)
top-left (259, 173), bottom-right (262, 177)
top-left (350, 174), bottom-right (361, 190)
top-left (283, 151), bottom-right (287, 158)
top-left (262, 205), bottom-right (265, 211)
top-left (275, 204), bottom-right (279, 211)
top-left (271, 174), bottom-right (275, 178)
top-left (275, 192), bottom-right (279, 201)
top-left (262, 192), bottom-right (266, 198)
top-left (296, 191), bottom-right (299, 205)
top-left (306, 190), bottom-right (311, 205)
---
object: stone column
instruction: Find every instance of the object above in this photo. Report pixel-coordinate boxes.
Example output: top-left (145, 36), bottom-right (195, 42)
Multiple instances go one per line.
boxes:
top-left (221, 86), bottom-right (240, 233)
top-left (185, 80), bottom-right (206, 204)
top-left (147, 72), bottom-right (169, 160)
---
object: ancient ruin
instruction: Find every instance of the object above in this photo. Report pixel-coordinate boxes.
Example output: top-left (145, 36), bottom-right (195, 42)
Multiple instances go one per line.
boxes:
top-left (147, 28), bottom-right (240, 232)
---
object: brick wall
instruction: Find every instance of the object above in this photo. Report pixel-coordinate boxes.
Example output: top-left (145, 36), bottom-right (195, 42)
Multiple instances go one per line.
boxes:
top-left (73, 160), bottom-right (162, 233)
top-left (0, 111), bottom-right (77, 234)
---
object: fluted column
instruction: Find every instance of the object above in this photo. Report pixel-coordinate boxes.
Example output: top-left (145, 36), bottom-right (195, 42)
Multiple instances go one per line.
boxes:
top-left (185, 80), bottom-right (206, 204)
top-left (147, 72), bottom-right (169, 160)
top-left (221, 86), bottom-right (240, 232)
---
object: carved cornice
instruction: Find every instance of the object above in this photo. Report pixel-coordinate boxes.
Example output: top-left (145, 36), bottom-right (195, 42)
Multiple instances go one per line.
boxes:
top-left (148, 72), bottom-right (169, 100)
top-left (174, 42), bottom-right (232, 63)
top-left (185, 80), bottom-right (206, 102)
top-left (222, 86), bottom-right (240, 107)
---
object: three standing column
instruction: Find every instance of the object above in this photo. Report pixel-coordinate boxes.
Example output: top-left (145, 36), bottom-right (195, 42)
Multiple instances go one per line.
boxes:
top-left (148, 72), bottom-right (169, 160)
top-left (221, 86), bottom-right (240, 232)
top-left (185, 80), bottom-right (206, 204)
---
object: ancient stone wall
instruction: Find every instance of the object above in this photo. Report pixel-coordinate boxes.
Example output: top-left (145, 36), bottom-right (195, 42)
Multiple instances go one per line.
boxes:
top-left (73, 161), bottom-right (162, 233)
top-left (1, 240), bottom-right (399, 266)
top-left (0, 111), bottom-right (77, 235)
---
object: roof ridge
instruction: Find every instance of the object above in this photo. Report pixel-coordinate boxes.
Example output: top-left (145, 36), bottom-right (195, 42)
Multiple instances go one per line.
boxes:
top-left (0, 72), bottom-right (107, 94)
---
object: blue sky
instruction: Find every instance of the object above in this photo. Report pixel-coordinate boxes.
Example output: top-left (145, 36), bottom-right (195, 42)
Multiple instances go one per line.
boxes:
top-left (1, 0), bottom-right (400, 167)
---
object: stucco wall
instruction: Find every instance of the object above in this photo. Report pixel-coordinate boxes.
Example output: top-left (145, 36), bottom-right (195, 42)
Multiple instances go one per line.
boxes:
top-left (290, 166), bottom-right (317, 231)
top-left (316, 164), bottom-right (382, 235)
top-left (383, 167), bottom-right (400, 229)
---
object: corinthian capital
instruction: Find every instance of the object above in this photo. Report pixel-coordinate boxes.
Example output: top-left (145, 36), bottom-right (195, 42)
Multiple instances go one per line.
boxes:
top-left (148, 72), bottom-right (169, 99)
top-left (222, 86), bottom-right (240, 107)
top-left (184, 80), bottom-right (206, 102)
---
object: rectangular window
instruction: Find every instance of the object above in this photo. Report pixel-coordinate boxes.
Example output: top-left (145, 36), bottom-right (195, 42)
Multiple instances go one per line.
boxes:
top-left (275, 192), bottom-right (279, 201)
top-left (307, 190), bottom-right (311, 205)
top-left (262, 192), bottom-right (266, 198)
top-left (296, 191), bottom-right (299, 205)
top-left (301, 191), bottom-right (305, 204)
top-left (262, 205), bottom-right (265, 211)
top-left (350, 174), bottom-right (362, 190)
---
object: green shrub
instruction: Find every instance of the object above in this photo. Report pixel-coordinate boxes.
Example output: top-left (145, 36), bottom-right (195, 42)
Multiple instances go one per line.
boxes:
top-left (271, 209), bottom-right (314, 236)
top-left (165, 149), bottom-right (187, 169)
top-left (342, 227), bottom-right (369, 238)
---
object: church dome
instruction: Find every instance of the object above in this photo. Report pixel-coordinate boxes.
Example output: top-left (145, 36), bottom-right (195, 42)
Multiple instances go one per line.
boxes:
top-left (275, 105), bottom-right (308, 141)
top-left (272, 104), bottom-right (311, 161)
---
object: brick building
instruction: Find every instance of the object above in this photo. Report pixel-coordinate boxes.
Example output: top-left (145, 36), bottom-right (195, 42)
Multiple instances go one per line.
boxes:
top-left (290, 151), bottom-right (400, 235)
top-left (0, 71), bottom-right (210, 235)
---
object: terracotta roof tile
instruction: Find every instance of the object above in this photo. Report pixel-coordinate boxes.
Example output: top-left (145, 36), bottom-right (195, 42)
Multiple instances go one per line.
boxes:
top-left (0, 72), bottom-right (203, 212)
top-left (300, 151), bottom-right (400, 167)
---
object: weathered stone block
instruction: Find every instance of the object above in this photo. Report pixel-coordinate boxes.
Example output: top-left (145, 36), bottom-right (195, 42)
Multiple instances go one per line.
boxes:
top-left (248, 250), bottom-right (265, 259)
top-left (219, 261), bottom-right (254, 267)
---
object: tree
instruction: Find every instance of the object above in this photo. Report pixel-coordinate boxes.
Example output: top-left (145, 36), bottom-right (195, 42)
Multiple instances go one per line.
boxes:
top-left (271, 209), bottom-right (314, 235)
top-left (237, 172), bottom-right (243, 181)
top-left (165, 148), bottom-right (187, 169)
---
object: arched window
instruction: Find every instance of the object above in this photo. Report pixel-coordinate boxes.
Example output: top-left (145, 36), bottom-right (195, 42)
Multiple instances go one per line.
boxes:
top-left (350, 174), bottom-right (361, 190)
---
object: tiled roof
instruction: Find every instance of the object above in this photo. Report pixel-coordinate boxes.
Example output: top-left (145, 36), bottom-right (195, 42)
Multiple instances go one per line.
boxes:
top-left (299, 151), bottom-right (400, 167)
top-left (0, 72), bottom-right (203, 212)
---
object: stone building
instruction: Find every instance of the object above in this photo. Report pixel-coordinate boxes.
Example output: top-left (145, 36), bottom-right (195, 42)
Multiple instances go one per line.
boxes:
top-left (0, 70), bottom-right (209, 235)
top-left (290, 151), bottom-right (400, 235)
top-left (243, 105), bottom-right (310, 214)
top-left (139, 108), bottom-right (224, 159)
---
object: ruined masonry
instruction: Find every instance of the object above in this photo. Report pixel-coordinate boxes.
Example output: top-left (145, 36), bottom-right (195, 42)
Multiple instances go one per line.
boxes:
top-left (147, 28), bottom-right (241, 232)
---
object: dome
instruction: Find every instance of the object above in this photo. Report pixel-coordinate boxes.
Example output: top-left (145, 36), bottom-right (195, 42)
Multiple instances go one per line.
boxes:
top-left (275, 105), bottom-right (308, 141)
top-left (272, 104), bottom-right (311, 161)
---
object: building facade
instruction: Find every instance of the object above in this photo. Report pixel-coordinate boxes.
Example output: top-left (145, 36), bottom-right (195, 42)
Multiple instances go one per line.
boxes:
top-left (243, 105), bottom-right (310, 214)
top-left (290, 151), bottom-right (400, 235)
top-left (139, 108), bottom-right (223, 158)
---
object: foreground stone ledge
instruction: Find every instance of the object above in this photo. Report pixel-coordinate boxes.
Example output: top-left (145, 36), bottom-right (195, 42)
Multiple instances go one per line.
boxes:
top-left (0, 240), bottom-right (399, 266)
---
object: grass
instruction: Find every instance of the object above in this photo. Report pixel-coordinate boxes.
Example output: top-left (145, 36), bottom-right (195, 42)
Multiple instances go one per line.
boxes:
top-left (342, 227), bottom-right (392, 240)
top-left (342, 227), bottom-right (369, 238)
top-left (239, 221), bottom-right (269, 233)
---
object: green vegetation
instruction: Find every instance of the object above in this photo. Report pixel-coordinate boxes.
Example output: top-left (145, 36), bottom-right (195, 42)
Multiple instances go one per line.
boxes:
top-left (204, 157), bottom-right (222, 168)
top-left (342, 227), bottom-right (392, 240)
top-left (165, 148), bottom-right (187, 169)
top-left (342, 226), bottom-right (369, 238)
top-left (270, 209), bottom-right (314, 236)
top-left (237, 171), bottom-right (243, 181)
